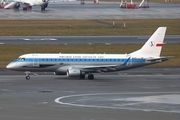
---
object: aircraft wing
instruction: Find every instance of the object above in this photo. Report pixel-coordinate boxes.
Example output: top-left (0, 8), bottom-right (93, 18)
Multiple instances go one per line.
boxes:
top-left (81, 65), bottom-right (117, 69)
top-left (73, 65), bottom-right (118, 72)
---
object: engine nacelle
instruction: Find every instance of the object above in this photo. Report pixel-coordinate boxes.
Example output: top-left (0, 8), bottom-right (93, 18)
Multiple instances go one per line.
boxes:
top-left (67, 68), bottom-right (85, 77)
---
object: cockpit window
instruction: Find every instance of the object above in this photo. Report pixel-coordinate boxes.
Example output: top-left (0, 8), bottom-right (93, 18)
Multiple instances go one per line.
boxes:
top-left (17, 57), bottom-right (21, 60)
top-left (17, 57), bottom-right (25, 61)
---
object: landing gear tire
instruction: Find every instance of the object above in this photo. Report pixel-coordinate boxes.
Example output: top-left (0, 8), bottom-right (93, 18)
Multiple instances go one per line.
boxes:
top-left (26, 76), bottom-right (30, 80)
top-left (88, 74), bottom-right (94, 80)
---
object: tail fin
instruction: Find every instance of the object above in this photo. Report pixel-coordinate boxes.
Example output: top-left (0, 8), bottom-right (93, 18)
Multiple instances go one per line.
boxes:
top-left (130, 27), bottom-right (167, 58)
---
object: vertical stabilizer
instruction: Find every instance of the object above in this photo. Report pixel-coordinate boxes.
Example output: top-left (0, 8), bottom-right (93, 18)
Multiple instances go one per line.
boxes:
top-left (130, 27), bottom-right (167, 57)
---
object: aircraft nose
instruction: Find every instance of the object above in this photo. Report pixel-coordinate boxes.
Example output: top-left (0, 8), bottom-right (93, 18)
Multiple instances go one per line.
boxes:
top-left (6, 63), bottom-right (14, 70)
top-left (6, 64), bottom-right (11, 69)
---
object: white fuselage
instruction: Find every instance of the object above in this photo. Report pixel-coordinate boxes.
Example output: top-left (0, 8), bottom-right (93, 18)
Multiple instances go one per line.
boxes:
top-left (6, 53), bottom-right (151, 74)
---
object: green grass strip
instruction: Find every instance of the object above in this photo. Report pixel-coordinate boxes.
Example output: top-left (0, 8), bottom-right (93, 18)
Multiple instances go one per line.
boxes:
top-left (0, 19), bottom-right (180, 36)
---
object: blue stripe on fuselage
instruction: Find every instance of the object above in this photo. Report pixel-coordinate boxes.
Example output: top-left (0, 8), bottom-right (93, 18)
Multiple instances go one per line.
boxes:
top-left (10, 58), bottom-right (145, 63)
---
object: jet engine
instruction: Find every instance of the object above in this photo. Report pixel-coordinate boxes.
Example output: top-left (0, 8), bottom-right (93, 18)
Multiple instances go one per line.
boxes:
top-left (67, 68), bottom-right (85, 78)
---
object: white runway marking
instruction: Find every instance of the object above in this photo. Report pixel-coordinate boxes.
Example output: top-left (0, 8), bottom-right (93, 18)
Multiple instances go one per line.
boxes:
top-left (55, 92), bottom-right (180, 113)
top-left (24, 39), bottom-right (30, 40)
top-left (40, 38), bottom-right (57, 41)
top-left (21, 38), bottom-right (57, 41)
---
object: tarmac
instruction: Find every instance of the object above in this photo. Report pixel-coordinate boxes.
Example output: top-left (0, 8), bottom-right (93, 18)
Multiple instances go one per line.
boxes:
top-left (0, 68), bottom-right (180, 120)
top-left (0, 2), bottom-right (180, 20)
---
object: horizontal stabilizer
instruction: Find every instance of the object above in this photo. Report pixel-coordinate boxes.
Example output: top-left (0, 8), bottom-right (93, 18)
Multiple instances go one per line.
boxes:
top-left (146, 57), bottom-right (169, 62)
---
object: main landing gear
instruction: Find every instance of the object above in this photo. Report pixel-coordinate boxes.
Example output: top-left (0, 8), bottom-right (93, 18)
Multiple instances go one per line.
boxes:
top-left (41, 4), bottom-right (48, 11)
top-left (88, 74), bottom-right (94, 80)
top-left (79, 74), bottom-right (94, 80)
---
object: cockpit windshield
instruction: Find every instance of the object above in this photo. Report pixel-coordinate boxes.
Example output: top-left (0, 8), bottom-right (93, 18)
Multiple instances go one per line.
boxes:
top-left (16, 57), bottom-right (25, 61)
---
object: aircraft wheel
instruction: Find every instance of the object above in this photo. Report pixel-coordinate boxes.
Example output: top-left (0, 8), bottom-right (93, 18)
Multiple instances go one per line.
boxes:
top-left (26, 76), bottom-right (30, 80)
top-left (88, 74), bottom-right (94, 80)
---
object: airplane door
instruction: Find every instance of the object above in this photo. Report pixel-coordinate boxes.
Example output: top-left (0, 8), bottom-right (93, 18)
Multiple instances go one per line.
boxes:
top-left (126, 55), bottom-right (132, 66)
top-left (32, 54), bottom-right (39, 66)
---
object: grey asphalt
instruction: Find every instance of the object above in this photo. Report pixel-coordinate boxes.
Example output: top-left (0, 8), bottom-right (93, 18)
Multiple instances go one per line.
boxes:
top-left (0, 67), bottom-right (180, 120)
top-left (0, 35), bottom-right (179, 44)
top-left (0, 2), bottom-right (180, 20)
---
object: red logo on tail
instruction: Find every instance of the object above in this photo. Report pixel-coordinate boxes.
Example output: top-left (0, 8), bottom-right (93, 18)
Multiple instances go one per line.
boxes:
top-left (156, 44), bottom-right (163, 47)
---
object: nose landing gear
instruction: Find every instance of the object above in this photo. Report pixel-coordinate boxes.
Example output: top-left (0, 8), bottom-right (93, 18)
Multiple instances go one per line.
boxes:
top-left (26, 75), bottom-right (30, 80)
top-left (25, 71), bottom-right (31, 80)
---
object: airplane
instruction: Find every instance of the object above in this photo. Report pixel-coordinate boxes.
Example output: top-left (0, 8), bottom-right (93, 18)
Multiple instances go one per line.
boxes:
top-left (2, 0), bottom-right (49, 11)
top-left (6, 27), bottom-right (169, 80)
top-left (2, 0), bottom-right (74, 11)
